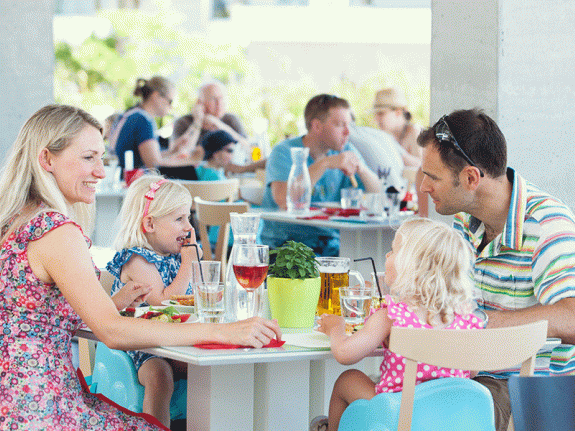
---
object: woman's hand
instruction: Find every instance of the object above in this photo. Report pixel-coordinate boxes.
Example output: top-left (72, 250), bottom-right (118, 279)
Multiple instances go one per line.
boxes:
top-left (220, 317), bottom-right (282, 348)
top-left (111, 281), bottom-right (152, 310)
top-left (316, 313), bottom-right (346, 337)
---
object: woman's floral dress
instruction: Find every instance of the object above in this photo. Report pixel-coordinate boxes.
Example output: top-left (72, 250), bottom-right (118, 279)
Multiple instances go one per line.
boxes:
top-left (0, 211), bottom-right (165, 430)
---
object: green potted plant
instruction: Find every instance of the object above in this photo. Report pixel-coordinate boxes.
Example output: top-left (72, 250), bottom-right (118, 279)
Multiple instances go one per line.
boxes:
top-left (267, 241), bottom-right (321, 328)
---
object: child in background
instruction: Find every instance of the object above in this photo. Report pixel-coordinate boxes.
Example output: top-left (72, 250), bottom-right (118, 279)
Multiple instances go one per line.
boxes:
top-left (196, 130), bottom-right (237, 180)
top-left (107, 174), bottom-right (199, 427)
top-left (313, 218), bottom-right (484, 431)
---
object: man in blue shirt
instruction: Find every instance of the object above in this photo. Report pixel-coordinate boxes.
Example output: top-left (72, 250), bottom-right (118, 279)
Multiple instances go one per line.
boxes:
top-left (261, 94), bottom-right (381, 256)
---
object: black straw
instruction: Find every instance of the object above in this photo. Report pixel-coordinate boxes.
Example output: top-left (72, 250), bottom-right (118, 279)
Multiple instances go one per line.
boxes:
top-left (354, 257), bottom-right (382, 299)
top-left (183, 243), bottom-right (204, 283)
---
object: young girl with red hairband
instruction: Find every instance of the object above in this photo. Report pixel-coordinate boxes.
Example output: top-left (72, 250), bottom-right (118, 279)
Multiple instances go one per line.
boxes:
top-left (106, 174), bottom-right (199, 426)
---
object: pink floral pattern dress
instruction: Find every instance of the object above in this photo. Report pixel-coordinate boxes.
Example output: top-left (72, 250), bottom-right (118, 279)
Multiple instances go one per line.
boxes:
top-left (0, 211), bottom-right (165, 430)
top-left (375, 296), bottom-right (484, 394)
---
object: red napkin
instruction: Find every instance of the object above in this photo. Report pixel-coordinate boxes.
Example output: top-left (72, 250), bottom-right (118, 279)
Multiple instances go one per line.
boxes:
top-left (194, 338), bottom-right (286, 350)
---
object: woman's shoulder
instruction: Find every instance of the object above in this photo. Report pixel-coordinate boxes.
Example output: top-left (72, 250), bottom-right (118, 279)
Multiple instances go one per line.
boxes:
top-left (25, 211), bottom-right (83, 241)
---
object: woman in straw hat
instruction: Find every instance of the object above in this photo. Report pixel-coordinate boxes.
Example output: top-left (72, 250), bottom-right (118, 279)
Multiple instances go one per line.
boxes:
top-left (372, 87), bottom-right (421, 167)
top-left (372, 87), bottom-right (428, 216)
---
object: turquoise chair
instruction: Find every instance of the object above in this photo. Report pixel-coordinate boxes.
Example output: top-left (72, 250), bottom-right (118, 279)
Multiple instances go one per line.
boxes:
top-left (90, 343), bottom-right (187, 420)
top-left (338, 320), bottom-right (548, 431)
top-left (339, 377), bottom-right (494, 431)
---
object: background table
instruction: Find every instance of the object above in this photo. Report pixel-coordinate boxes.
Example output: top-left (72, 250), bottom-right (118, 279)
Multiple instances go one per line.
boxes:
top-left (258, 209), bottom-right (413, 279)
top-left (77, 328), bottom-right (381, 431)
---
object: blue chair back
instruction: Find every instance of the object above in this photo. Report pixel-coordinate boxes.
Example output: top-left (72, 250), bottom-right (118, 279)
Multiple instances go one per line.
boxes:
top-left (508, 374), bottom-right (575, 431)
top-left (338, 377), bottom-right (495, 431)
top-left (90, 343), bottom-right (187, 420)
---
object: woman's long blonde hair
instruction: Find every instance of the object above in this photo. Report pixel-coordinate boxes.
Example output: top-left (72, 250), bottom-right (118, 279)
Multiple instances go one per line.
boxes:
top-left (0, 104), bottom-right (102, 243)
top-left (113, 174), bottom-right (192, 251)
top-left (390, 218), bottom-right (476, 325)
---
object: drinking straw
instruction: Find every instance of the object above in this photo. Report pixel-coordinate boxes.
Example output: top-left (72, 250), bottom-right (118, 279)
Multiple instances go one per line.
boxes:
top-left (354, 257), bottom-right (382, 298)
top-left (182, 243), bottom-right (204, 283)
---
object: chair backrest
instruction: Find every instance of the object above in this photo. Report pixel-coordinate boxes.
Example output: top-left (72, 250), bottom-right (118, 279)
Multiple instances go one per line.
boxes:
top-left (178, 178), bottom-right (240, 204)
top-left (193, 197), bottom-right (249, 280)
top-left (389, 320), bottom-right (548, 431)
top-left (508, 374), bottom-right (575, 431)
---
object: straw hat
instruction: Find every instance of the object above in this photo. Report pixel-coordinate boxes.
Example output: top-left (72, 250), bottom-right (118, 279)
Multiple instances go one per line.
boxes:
top-left (372, 87), bottom-right (408, 112)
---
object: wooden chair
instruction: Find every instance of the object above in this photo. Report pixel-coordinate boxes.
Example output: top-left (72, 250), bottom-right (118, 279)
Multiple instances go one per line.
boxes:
top-left (178, 178), bottom-right (240, 205)
top-left (194, 197), bottom-right (249, 280)
top-left (338, 320), bottom-right (548, 431)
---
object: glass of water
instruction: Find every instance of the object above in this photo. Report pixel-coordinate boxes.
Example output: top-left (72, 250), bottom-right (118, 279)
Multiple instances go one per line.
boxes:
top-left (195, 282), bottom-right (226, 323)
top-left (339, 284), bottom-right (373, 325)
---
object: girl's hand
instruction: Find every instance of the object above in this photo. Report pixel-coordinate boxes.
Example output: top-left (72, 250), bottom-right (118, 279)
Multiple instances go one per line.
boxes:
top-left (181, 230), bottom-right (201, 264)
top-left (317, 313), bottom-right (346, 337)
top-left (220, 317), bottom-right (282, 348)
top-left (111, 281), bottom-right (152, 310)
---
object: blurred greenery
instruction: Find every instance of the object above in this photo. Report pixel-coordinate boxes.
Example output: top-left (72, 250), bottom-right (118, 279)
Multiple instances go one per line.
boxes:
top-left (54, 9), bottom-right (429, 147)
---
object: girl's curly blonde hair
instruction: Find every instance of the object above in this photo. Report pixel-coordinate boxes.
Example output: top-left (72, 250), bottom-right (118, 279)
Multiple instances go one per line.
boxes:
top-left (390, 218), bottom-right (476, 325)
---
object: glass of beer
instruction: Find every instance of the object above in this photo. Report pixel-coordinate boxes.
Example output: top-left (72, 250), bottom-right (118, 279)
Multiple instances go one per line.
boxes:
top-left (315, 257), bottom-right (365, 316)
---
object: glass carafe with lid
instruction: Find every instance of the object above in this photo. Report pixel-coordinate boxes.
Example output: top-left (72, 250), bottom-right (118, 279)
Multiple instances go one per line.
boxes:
top-left (224, 212), bottom-right (261, 321)
top-left (286, 147), bottom-right (312, 214)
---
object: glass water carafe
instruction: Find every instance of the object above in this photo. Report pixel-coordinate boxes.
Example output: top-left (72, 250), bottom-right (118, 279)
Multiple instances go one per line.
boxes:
top-left (224, 212), bottom-right (261, 321)
top-left (286, 147), bottom-right (311, 214)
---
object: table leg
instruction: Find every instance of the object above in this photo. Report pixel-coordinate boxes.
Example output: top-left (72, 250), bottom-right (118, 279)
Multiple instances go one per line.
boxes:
top-left (254, 361), bottom-right (310, 430)
top-left (187, 363), bottom-right (254, 431)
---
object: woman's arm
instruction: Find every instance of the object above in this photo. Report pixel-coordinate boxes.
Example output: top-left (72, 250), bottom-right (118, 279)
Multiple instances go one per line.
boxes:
top-left (27, 223), bottom-right (282, 350)
top-left (317, 308), bottom-right (391, 365)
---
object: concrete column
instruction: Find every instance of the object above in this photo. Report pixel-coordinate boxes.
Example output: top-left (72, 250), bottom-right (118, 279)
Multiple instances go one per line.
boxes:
top-left (430, 0), bottom-right (575, 212)
top-left (0, 0), bottom-right (54, 162)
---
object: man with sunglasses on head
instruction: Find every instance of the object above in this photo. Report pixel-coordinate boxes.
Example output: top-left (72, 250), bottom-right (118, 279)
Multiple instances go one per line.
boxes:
top-left (418, 108), bottom-right (575, 431)
top-left (260, 94), bottom-right (381, 256)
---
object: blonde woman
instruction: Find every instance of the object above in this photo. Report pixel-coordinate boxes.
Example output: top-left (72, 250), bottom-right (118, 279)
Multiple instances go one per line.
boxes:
top-left (314, 218), bottom-right (484, 431)
top-left (0, 104), bottom-right (281, 430)
top-left (109, 76), bottom-right (202, 178)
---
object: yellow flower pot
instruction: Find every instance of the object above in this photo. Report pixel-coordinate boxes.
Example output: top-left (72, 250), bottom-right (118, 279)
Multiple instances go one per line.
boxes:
top-left (267, 276), bottom-right (321, 328)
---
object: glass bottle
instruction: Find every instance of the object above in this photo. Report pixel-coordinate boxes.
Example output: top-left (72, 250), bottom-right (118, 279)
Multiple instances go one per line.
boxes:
top-left (286, 147), bottom-right (312, 214)
top-left (224, 212), bottom-right (261, 321)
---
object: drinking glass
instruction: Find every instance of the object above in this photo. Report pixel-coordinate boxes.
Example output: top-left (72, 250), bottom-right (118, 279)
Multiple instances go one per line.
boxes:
top-left (340, 188), bottom-right (363, 209)
top-left (371, 271), bottom-right (390, 310)
top-left (191, 261), bottom-right (221, 285)
top-left (195, 283), bottom-right (226, 323)
top-left (233, 244), bottom-right (269, 318)
top-left (339, 284), bottom-right (373, 325)
top-left (315, 257), bottom-right (365, 316)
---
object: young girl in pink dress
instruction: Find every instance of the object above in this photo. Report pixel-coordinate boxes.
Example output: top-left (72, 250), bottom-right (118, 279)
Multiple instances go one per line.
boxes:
top-left (314, 218), bottom-right (484, 431)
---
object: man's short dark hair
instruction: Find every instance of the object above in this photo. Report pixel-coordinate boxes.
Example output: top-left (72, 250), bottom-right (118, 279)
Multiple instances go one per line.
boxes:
top-left (304, 94), bottom-right (350, 131)
top-left (417, 108), bottom-right (507, 178)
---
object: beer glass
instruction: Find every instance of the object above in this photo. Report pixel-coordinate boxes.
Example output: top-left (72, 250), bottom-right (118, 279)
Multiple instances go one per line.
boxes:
top-left (315, 257), bottom-right (365, 316)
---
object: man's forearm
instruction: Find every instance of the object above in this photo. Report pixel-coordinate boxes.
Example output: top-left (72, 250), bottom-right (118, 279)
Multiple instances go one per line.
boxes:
top-left (486, 297), bottom-right (575, 344)
top-left (357, 165), bottom-right (381, 193)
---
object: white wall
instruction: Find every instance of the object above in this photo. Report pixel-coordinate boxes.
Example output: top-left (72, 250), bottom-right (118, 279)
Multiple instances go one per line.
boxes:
top-left (0, 0), bottom-right (55, 162)
top-left (430, 0), bottom-right (575, 213)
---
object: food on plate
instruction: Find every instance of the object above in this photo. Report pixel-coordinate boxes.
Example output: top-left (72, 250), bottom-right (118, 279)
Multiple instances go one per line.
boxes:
top-left (121, 306), bottom-right (191, 323)
top-left (170, 294), bottom-right (195, 306)
top-left (120, 307), bottom-right (136, 318)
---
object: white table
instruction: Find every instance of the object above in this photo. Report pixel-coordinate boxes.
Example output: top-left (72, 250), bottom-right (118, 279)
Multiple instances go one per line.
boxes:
top-left (77, 328), bottom-right (381, 431)
top-left (258, 209), bottom-right (413, 279)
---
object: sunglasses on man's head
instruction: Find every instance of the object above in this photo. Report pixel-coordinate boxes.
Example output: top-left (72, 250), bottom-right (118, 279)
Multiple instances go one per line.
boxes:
top-left (434, 115), bottom-right (484, 177)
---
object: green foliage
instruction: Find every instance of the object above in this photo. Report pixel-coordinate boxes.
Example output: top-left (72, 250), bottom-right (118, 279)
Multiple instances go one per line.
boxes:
top-left (269, 241), bottom-right (319, 280)
top-left (53, 10), bottom-right (429, 146)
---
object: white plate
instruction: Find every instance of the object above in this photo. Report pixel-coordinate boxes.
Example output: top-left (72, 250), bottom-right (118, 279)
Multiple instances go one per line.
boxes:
top-left (282, 331), bottom-right (331, 349)
top-left (161, 300), bottom-right (196, 314)
top-left (134, 305), bottom-right (198, 323)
